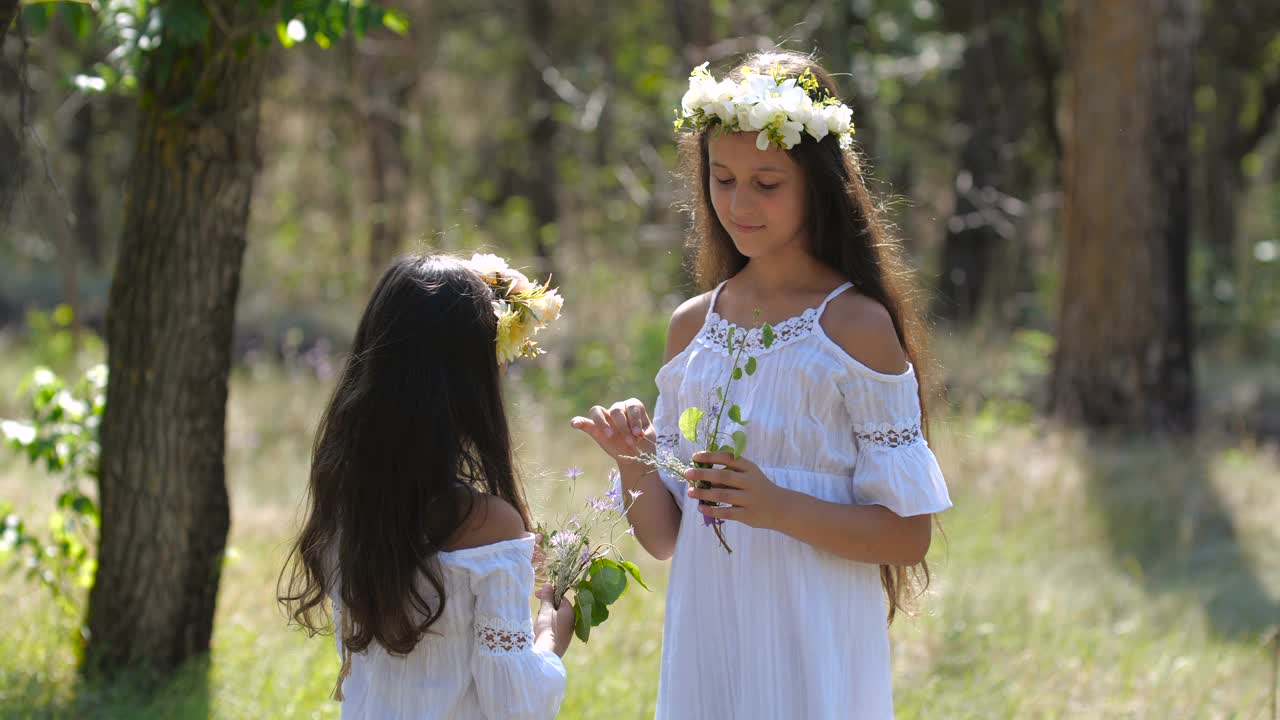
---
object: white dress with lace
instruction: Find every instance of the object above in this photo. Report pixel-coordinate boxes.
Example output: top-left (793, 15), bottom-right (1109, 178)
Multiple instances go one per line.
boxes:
top-left (329, 534), bottom-right (565, 719)
top-left (650, 281), bottom-right (952, 720)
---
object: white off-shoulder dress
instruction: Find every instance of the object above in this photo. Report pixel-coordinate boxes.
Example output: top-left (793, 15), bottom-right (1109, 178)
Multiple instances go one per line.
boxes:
top-left (650, 281), bottom-right (952, 720)
top-left (329, 534), bottom-right (565, 719)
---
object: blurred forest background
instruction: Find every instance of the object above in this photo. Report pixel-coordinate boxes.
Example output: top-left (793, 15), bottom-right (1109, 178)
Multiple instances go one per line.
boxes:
top-left (0, 0), bottom-right (1278, 717)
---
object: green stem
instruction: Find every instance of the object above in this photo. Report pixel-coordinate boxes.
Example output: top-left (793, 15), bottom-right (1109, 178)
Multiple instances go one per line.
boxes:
top-left (694, 324), bottom-right (754, 555)
top-left (706, 326), bottom-right (752, 452)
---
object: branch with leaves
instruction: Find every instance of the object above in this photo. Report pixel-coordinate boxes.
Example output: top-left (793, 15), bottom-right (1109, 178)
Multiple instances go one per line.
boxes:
top-left (627, 313), bottom-right (775, 554)
top-left (14, 0), bottom-right (408, 96)
top-left (535, 468), bottom-right (650, 642)
top-left (0, 364), bottom-right (106, 614)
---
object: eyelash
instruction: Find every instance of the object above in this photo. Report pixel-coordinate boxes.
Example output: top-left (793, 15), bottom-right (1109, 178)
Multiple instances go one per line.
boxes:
top-left (715, 178), bottom-right (779, 191)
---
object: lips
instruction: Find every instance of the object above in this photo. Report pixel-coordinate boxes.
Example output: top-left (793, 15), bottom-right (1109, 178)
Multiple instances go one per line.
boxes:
top-left (731, 221), bottom-right (764, 233)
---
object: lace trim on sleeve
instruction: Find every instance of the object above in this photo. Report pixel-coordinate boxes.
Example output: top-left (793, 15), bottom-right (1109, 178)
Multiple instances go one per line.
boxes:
top-left (854, 421), bottom-right (923, 449)
top-left (476, 614), bottom-right (534, 655)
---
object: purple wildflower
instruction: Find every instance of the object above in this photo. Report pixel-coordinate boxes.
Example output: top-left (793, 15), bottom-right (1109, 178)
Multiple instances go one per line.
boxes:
top-left (604, 485), bottom-right (624, 512)
top-left (550, 530), bottom-right (580, 548)
top-left (564, 466), bottom-right (583, 481)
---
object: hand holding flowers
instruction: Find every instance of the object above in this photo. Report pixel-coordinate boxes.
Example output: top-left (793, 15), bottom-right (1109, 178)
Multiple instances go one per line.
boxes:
top-left (534, 469), bottom-right (650, 642)
top-left (622, 312), bottom-right (776, 554)
top-left (683, 451), bottom-right (793, 529)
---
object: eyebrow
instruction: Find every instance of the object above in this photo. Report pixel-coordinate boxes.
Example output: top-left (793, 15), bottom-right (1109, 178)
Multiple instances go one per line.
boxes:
top-left (710, 161), bottom-right (786, 173)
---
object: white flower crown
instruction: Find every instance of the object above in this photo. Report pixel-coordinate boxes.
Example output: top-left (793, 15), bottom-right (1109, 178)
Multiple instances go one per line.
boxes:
top-left (462, 253), bottom-right (563, 365)
top-left (675, 62), bottom-right (855, 152)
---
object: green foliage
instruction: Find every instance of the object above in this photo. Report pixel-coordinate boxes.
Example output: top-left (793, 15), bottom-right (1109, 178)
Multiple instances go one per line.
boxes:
top-left (686, 316), bottom-right (773, 465)
top-left (20, 0), bottom-right (405, 95)
top-left (677, 406), bottom-right (702, 445)
top-left (522, 314), bottom-right (668, 418)
top-left (571, 557), bottom-right (643, 643)
top-left (971, 329), bottom-right (1054, 435)
top-left (1192, 234), bottom-right (1280, 356)
top-left (0, 343), bottom-right (1275, 717)
top-left (1, 364), bottom-right (107, 614)
top-left (22, 305), bottom-right (104, 373)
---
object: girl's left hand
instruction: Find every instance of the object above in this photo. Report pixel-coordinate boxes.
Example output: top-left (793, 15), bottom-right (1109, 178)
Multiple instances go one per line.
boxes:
top-left (683, 451), bottom-right (794, 530)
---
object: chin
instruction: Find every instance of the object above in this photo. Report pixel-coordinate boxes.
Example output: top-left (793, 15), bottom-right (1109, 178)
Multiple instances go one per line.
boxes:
top-left (729, 234), bottom-right (784, 259)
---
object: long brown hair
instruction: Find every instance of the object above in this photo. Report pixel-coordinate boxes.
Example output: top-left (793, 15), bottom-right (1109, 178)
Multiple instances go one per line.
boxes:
top-left (278, 255), bottom-right (533, 654)
top-left (678, 50), bottom-right (934, 623)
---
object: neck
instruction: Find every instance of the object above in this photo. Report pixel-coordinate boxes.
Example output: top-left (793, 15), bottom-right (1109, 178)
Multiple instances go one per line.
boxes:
top-left (736, 240), bottom-right (839, 295)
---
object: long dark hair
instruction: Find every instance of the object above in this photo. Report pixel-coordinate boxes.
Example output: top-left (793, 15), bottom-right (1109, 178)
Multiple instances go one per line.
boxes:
top-left (678, 50), bottom-right (934, 623)
top-left (279, 254), bottom-right (532, 655)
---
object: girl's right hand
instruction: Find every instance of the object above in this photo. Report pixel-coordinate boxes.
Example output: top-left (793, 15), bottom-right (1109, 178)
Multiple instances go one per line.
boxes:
top-left (533, 584), bottom-right (575, 657)
top-left (571, 398), bottom-right (655, 462)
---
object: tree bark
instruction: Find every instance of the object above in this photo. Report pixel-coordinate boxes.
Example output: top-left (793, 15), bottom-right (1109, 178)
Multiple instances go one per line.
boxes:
top-left (935, 1), bottom-right (1051, 326)
top-left (670, 0), bottom-right (711, 65)
top-left (936, 22), bottom-right (1010, 324)
top-left (70, 98), bottom-right (103, 267)
top-left (362, 49), bottom-right (415, 285)
top-left (1, 0), bottom-right (23, 225)
top-left (1202, 113), bottom-right (1243, 293)
top-left (1050, 0), bottom-right (1197, 432)
top-left (0, 0), bottom-right (18, 46)
top-left (1196, 1), bottom-right (1280, 295)
top-left (86, 0), bottom-right (270, 679)
top-left (524, 0), bottom-right (557, 277)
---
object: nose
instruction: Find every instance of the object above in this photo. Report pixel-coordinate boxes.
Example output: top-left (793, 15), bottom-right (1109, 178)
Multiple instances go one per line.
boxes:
top-left (729, 188), bottom-right (755, 219)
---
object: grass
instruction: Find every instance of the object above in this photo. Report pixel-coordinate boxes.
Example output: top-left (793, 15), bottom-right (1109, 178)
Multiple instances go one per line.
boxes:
top-left (0, 346), bottom-right (1277, 719)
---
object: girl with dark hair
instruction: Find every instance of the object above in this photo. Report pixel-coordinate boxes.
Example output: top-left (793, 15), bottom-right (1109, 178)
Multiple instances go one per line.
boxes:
top-left (280, 254), bottom-right (573, 719)
top-left (573, 52), bottom-right (952, 719)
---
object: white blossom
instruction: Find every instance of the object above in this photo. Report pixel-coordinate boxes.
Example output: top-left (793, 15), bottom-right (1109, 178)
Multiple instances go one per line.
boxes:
top-left (676, 64), bottom-right (855, 151)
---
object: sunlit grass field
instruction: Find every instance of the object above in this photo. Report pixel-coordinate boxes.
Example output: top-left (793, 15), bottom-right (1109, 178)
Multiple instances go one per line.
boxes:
top-left (0, 339), bottom-right (1277, 719)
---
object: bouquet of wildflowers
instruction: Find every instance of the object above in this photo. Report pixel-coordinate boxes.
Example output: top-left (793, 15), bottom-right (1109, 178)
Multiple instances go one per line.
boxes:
top-left (626, 313), bottom-right (774, 554)
top-left (535, 468), bottom-right (649, 642)
top-left (461, 253), bottom-right (563, 364)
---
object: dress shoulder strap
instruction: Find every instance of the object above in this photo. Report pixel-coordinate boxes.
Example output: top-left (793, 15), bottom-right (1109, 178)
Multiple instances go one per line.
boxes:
top-left (706, 280), bottom-right (730, 320)
top-left (816, 281), bottom-right (856, 318)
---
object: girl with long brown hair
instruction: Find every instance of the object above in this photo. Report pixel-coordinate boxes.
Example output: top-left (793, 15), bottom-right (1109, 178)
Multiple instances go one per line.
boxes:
top-left (280, 254), bottom-right (574, 719)
top-left (573, 51), bottom-right (951, 719)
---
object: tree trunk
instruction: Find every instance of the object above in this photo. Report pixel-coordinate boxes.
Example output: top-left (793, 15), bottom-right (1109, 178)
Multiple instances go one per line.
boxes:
top-left (70, 98), bottom-right (103, 267)
top-left (1050, 0), bottom-right (1197, 432)
top-left (592, 1), bottom-right (613, 168)
top-left (1201, 124), bottom-right (1243, 295)
top-left (0, 119), bottom-right (17, 225)
top-left (936, 26), bottom-right (1008, 324)
top-left (362, 56), bottom-right (414, 285)
top-left (0, 0), bottom-right (23, 225)
top-left (670, 0), bottom-right (711, 65)
top-left (0, 0), bottom-right (18, 46)
top-left (935, 2), bottom-right (1048, 327)
top-left (1195, 3), bottom-right (1280, 300)
top-left (86, 0), bottom-right (269, 680)
top-left (366, 111), bottom-right (408, 283)
top-left (524, 0), bottom-right (557, 277)
top-left (830, 6), bottom-right (884, 178)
